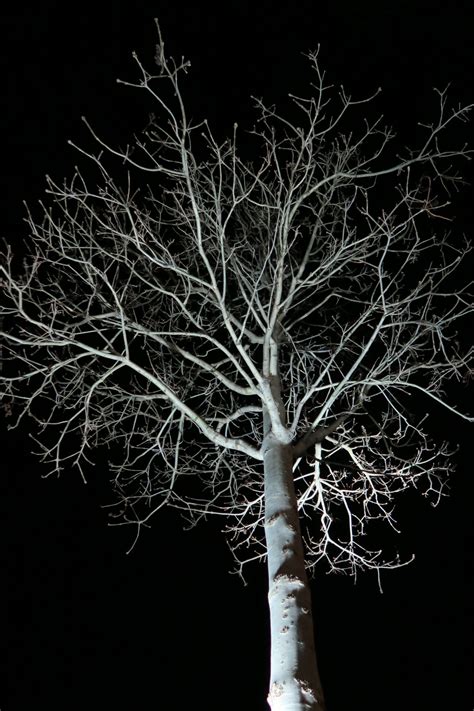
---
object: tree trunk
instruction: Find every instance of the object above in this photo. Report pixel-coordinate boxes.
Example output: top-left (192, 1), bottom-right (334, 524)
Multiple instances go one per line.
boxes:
top-left (263, 432), bottom-right (326, 710)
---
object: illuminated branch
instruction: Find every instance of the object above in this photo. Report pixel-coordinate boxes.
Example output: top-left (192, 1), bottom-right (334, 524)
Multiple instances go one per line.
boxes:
top-left (0, 25), bottom-right (472, 579)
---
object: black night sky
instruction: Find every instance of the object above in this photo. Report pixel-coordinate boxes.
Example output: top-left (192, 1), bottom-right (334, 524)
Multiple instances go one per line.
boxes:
top-left (1, 3), bottom-right (473, 710)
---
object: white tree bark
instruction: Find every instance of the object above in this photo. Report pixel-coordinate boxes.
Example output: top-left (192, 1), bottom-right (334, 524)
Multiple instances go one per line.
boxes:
top-left (264, 430), bottom-right (325, 710)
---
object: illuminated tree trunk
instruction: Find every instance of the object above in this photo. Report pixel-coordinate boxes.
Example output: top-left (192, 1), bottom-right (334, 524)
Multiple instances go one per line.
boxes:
top-left (263, 432), bottom-right (326, 710)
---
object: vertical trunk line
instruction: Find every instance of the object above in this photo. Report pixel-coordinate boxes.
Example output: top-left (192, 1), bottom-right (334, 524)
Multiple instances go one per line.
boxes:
top-left (263, 432), bottom-right (326, 711)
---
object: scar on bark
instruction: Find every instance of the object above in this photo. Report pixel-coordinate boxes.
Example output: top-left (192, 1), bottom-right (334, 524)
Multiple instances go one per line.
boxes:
top-left (265, 511), bottom-right (296, 530)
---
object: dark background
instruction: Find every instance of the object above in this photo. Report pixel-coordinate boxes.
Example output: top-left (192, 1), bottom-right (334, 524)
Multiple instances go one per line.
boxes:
top-left (1, 2), bottom-right (473, 709)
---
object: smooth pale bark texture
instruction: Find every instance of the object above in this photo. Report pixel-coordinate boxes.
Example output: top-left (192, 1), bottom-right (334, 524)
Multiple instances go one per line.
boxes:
top-left (263, 432), bottom-right (326, 711)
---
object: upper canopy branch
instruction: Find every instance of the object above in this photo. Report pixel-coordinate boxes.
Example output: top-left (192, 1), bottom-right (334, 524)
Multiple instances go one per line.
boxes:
top-left (1, 24), bottom-right (472, 570)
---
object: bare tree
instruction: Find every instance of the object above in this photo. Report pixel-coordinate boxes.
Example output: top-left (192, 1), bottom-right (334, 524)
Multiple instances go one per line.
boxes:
top-left (1, 21), bottom-right (473, 711)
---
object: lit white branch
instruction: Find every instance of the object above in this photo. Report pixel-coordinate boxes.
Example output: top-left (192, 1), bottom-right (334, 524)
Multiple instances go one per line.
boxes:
top-left (1, 24), bottom-right (472, 579)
